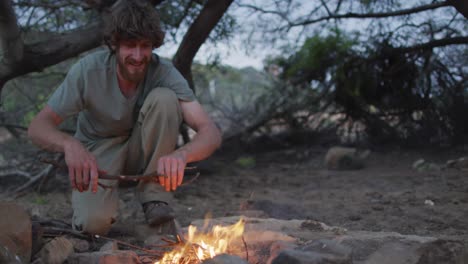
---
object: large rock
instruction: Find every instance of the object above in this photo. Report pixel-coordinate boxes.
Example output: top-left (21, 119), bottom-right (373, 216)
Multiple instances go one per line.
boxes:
top-left (446, 156), bottom-right (468, 170)
top-left (271, 239), bottom-right (352, 264)
top-left (0, 202), bottom-right (32, 264)
top-left (201, 254), bottom-right (249, 264)
top-left (67, 250), bottom-right (141, 264)
top-left (36, 236), bottom-right (74, 264)
top-left (239, 199), bottom-right (306, 220)
top-left (189, 217), bottom-right (468, 264)
top-left (324, 146), bottom-right (370, 170)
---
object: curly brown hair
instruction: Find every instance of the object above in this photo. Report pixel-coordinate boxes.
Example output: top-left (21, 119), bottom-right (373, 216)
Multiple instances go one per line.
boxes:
top-left (103, 0), bottom-right (165, 52)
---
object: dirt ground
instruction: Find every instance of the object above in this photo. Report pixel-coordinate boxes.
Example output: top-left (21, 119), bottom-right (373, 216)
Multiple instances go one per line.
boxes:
top-left (3, 136), bottom-right (468, 243)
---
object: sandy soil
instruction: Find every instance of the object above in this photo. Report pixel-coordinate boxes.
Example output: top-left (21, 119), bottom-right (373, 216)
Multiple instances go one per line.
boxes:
top-left (4, 139), bottom-right (468, 243)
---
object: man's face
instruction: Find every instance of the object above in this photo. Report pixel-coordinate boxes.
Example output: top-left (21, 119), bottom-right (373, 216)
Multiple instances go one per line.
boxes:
top-left (115, 39), bottom-right (153, 83)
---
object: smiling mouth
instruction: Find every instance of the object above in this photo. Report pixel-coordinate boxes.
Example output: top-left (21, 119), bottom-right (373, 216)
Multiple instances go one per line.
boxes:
top-left (129, 62), bottom-right (145, 66)
top-left (127, 62), bottom-right (147, 71)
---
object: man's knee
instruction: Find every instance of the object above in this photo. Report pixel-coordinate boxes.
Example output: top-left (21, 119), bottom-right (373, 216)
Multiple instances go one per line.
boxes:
top-left (140, 87), bottom-right (182, 122)
top-left (71, 189), bottom-right (118, 236)
top-left (145, 87), bottom-right (179, 108)
top-left (73, 214), bottom-right (114, 236)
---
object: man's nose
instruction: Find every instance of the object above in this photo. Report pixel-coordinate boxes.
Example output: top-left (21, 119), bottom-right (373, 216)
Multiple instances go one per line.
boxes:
top-left (131, 47), bottom-right (144, 61)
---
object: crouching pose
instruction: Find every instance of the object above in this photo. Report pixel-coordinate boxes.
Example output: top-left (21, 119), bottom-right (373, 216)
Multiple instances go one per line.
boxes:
top-left (28, 0), bottom-right (221, 235)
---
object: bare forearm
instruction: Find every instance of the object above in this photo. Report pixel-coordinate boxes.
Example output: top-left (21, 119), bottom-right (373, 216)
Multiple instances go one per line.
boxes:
top-left (176, 123), bottom-right (222, 163)
top-left (28, 119), bottom-right (74, 153)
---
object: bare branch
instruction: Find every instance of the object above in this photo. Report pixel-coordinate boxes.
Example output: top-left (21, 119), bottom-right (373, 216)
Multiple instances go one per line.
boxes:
top-left (236, 3), bottom-right (290, 21)
top-left (319, 0), bottom-right (332, 17)
top-left (173, 0), bottom-right (235, 89)
top-left (0, 0), bottom-right (167, 94)
top-left (13, 0), bottom-right (88, 10)
top-left (393, 36), bottom-right (468, 53)
top-left (448, 0), bottom-right (468, 19)
top-left (0, 21), bottom-right (103, 87)
top-left (290, 1), bottom-right (452, 27)
top-left (12, 164), bottom-right (55, 196)
top-left (0, 169), bottom-right (32, 179)
top-left (0, 0), bottom-right (24, 65)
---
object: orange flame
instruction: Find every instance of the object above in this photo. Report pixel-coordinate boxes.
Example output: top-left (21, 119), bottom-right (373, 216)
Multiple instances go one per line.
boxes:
top-left (155, 218), bottom-right (245, 264)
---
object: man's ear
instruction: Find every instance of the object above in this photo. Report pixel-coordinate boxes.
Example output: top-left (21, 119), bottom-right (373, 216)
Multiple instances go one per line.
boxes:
top-left (110, 42), bottom-right (118, 53)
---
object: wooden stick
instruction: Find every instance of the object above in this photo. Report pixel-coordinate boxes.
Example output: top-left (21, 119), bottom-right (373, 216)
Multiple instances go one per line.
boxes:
top-left (242, 235), bottom-right (249, 262)
top-left (94, 234), bottom-right (164, 256)
top-left (40, 157), bottom-right (198, 182)
top-left (42, 226), bottom-right (165, 256)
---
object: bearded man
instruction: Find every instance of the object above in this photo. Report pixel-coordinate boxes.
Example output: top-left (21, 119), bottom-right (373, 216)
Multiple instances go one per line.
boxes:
top-left (27, 0), bottom-right (221, 235)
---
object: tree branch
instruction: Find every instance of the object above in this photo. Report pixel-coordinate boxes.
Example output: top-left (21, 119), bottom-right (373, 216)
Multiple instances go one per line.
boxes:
top-left (0, 0), bottom-right (24, 66)
top-left (448, 0), bottom-right (468, 19)
top-left (13, 0), bottom-right (88, 10)
top-left (0, 21), bottom-right (103, 88)
top-left (0, 0), bottom-right (166, 95)
top-left (393, 36), bottom-right (468, 53)
top-left (236, 3), bottom-right (290, 21)
top-left (290, 1), bottom-right (452, 27)
top-left (173, 0), bottom-right (234, 90)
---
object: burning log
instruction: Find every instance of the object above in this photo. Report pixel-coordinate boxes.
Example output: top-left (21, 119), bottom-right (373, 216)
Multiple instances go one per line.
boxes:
top-left (154, 218), bottom-right (247, 264)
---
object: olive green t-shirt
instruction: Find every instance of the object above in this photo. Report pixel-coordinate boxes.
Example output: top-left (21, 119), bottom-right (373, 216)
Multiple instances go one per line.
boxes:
top-left (47, 49), bottom-right (195, 143)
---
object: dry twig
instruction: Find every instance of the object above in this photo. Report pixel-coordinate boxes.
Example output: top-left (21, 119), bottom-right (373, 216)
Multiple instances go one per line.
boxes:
top-left (40, 158), bottom-right (198, 182)
top-left (95, 234), bottom-right (164, 256)
top-left (12, 164), bottom-right (56, 197)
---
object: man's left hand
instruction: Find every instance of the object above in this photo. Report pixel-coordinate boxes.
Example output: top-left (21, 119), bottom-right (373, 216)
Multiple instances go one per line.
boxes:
top-left (157, 150), bottom-right (187, 191)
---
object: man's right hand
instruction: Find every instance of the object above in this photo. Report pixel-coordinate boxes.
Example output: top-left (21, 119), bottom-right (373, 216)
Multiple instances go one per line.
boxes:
top-left (63, 138), bottom-right (99, 193)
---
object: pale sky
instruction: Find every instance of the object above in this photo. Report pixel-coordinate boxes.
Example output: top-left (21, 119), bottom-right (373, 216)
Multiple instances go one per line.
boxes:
top-left (156, 37), bottom-right (266, 70)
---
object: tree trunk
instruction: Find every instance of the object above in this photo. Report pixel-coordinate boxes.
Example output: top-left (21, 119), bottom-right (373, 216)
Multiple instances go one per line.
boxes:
top-left (173, 0), bottom-right (234, 91)
top-left (449, 0), bottom-right (468, 19)
top-left (0, 0), bottom-right (167, 99)
top-left (172, 0), bottom-right (234, 144)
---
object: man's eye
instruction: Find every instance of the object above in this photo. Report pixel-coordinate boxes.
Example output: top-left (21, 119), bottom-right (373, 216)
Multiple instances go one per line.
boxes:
top-left (122, 41), bottom-right (137, 48)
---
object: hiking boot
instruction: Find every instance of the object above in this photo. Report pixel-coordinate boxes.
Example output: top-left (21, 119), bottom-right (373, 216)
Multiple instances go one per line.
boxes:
top-left (142, 201), bottom-right (175, 226)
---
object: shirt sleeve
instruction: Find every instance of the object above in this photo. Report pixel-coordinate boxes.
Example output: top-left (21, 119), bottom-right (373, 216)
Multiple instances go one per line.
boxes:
top-left (47, 61), bottom-right (85, 118)
top-left (161, 65), bottom-right (196, 102)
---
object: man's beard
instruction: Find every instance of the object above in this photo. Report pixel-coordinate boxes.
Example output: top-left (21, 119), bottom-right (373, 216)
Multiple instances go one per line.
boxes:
top-left (116, 55), bottom-right (149, 83)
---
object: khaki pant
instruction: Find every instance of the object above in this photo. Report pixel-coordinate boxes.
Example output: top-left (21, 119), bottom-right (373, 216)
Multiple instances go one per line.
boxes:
top-left (71, 88), bottom-right (182, 235)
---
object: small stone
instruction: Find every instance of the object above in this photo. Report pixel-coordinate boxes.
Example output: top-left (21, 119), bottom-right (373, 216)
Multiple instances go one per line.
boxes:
top-left (371, 205), bottom-right (384, 211)
top-left (67, 250), bottom-right (140, 264)
top-left (37, 237), bottom-right (74, 264)
top-left (100, 241), bottom-right (119, 251)
top-left (325, 146), bottom-right (369, 170)
top-left (424, 200), bottom-right (435, 206)
top-left (69, 238), bottom-right (89, 253)
top-left (268, 241), bottom-right (296, 263)
top-left (0, 202), bottom-right (32, 263)
top-left (201, 254), bottom-right (249, 264)
top-left (348, 215), bottom-right (362, 221)
top-left (300, 220), bottom-right (325, 231)
top-left (413, 159), bottom-right (426, 169)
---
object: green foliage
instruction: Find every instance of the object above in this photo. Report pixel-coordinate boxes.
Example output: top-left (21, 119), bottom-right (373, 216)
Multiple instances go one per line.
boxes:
top-left (284, 31), bottom-right (356, 82)
top-left (334, 42), bottom-right (422, 113)
top-left (192, 63), bottom-right (273, 113)
top-left (1, 60), bottom-right (70, 128)
top-left (32, 195), bottom-right (48, 205)
top-left (13, 0), bottom-right (97, 32)
top-left (267, 30), bottom-right (468, 145)
top-left (159, 0), bottom-right (237, 44)
top-left (266, 30), bottom-right (358, 89)
top-left (235, 156), bottom-right (256, 168)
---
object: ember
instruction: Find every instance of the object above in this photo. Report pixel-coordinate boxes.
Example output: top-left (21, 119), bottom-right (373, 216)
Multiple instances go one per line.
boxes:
top-left (155, 218), bottom-right (245, 264)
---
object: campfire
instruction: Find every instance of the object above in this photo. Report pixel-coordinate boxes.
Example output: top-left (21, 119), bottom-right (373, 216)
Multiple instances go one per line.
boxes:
top-left (155, 218), bottom-right (246, 264)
